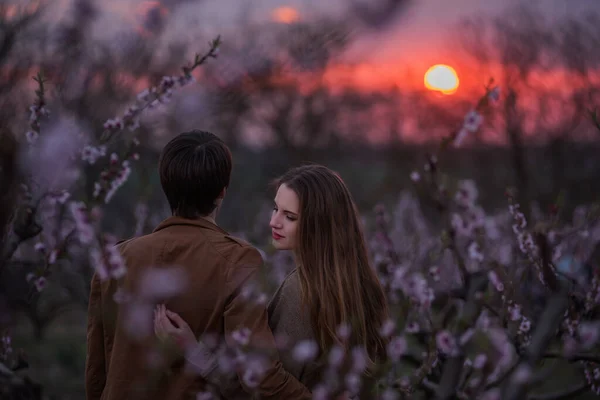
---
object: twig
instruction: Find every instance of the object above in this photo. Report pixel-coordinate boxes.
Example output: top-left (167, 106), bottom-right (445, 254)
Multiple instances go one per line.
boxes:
top-left (436, 274), bottom-right (488, 399)
top-left (502, 292), bottom-right (570, 400)
top-left (100, 36), bottom-right (221, 142)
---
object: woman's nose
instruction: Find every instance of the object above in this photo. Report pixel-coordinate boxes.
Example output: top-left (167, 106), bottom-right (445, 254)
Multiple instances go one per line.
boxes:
top-left (269, 213), bottom-right (281, 229)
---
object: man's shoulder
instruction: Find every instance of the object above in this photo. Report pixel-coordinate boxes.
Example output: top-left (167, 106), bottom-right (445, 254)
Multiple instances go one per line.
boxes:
top-left (115, 235), bottom-right (150, 253)
top-left (116, 236), bottom-right (135, 247)
top-left (221, 233), bottom-right (253, 249)
top-left (214, 233), bottom-right (265, 267)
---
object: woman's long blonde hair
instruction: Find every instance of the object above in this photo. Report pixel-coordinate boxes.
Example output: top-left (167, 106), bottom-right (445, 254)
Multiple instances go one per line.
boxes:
top-left (274, 164), bottom-right (389, 366)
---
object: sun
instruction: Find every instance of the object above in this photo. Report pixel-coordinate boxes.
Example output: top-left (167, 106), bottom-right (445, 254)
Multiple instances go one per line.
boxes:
top-left (424, 64), bottom-right (459, 95)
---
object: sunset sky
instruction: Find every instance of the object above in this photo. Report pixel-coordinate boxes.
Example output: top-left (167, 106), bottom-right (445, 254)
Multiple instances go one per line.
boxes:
top-left (97, 0), bottom-right (599, 54)
top-left (86, 0), bottom-right (599, 95)
top-left (14, 0), bottom-right (595, 145)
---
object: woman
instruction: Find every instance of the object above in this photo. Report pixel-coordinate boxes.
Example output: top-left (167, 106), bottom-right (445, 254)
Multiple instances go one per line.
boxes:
top-left (155, 164), bottom-right (389, 396)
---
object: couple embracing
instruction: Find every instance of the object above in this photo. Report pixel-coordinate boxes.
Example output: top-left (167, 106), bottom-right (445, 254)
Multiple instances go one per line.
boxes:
top-left (85, 130), bottom-right (390, 400)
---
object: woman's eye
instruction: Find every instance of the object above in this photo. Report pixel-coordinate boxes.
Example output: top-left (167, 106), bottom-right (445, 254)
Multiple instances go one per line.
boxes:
top-left (286, 215), bottom-right (297, 221)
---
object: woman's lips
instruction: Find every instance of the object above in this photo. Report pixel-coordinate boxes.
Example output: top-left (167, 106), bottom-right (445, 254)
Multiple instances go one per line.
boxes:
top-left (272, 232), bottom-right (284, 240)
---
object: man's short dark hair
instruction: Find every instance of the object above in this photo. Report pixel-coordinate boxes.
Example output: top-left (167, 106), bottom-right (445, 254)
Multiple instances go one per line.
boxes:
top-left (159, 130), bottom-right (232, 218)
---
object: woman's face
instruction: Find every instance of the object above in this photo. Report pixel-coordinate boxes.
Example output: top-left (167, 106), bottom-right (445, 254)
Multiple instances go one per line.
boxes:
top-left (269, 184), bottom-right (299, 251)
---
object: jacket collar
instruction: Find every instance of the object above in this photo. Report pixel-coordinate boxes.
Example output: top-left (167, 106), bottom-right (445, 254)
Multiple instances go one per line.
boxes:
top-left (153, 216), bottom-right (228, 235)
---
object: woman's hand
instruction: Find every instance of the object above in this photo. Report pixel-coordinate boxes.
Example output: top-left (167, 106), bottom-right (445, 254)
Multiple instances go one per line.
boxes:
top-left (153, 304), bottom-right (197, 351)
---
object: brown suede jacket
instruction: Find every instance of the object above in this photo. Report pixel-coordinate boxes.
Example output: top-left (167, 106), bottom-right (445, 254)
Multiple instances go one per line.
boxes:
top-left (85, 216), bottom-right (311, 400)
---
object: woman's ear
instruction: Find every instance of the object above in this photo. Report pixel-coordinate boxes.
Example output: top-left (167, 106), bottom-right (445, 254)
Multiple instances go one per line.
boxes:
top-left (218, 187), bottom-right (226, 199)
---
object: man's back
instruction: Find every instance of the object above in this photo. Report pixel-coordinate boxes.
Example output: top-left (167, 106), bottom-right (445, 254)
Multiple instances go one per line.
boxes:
top-left (85, 216), bottom-right (309, 400)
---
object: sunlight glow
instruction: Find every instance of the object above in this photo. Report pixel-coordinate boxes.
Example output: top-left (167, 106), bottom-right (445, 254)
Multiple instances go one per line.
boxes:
top-left (424, 64), bottom-right (459, 95)
top-left (272, 6), bottom-right (300, 24)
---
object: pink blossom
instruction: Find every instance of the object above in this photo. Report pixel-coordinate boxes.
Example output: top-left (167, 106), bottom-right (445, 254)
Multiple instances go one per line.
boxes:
top-left (103, 118), bottom-right (124, 131)
top-left (312, 384), bottom-right (329, 400)
top-left (292, 340), bottom-right (319, 363)
top-left (379, 319), bottom-right (395, 337)
top-left (242, 369), bottom-right (261, 388)
top-left (518, 319), bottom-right (531, 335)
top-left (578, 321), bottom-right (600, 350)
top-left (337, 323), bottom-right (351, 340)
top-left (137, 89), bottom-right (150, 102)
top-left (53, 190), bottom-right (71, 204)
top-left (104, 160), bottom-right (132, 203)
top-left (488, 271), bottom-right (504, 292)
top-left (241, 357), bottom-right (267, 388)
top-left (584, 366), bottom-right (600, 395)
top-left (69, 201), bottom-right (95, 244)
top-left (497, 244), bottom-right (513, 265)
top-left (468, 242), bottom-right (484, 262)
top-left (345, 372), bottom-right (361, 394)
top-left (455, 180), bottom-right (478, 207)
top-left (89, 235), bottom-right (126, 281)
top-left (436, 330), bottom-right (459, 356)
top-left (1, 333), bottom-right (12, 355)
top-left (34, 242), bottom-right (46, 253)
top-left (351, 347), bottom-right (368, 372)
top-left (405, 322), bottom-right (420, 334)
top-left (231, 328), bottom-right (251, 346)
top-left (463, 110), bottom-right (483, 132)
top-left (81, 145), bottom-right (106, 164)
top-left (273, 333), bottom-right (290, 350)
top-left (389, 265), bottom-right (408, 291)
top-left (451, 213), bottom-right (471, 237)
top-left (328, 345), bottom-right (345, 367)
top-left (184, 341), bottom-right (218, 376)
top-left (487, 328), bottom-right (514, 369)
top-left (477, 311), bottom-right (491, 331)
top-left (217, 352), bottom-right (236, 374)
top-left (508, 303), bottom-right (522, 321)
top-left (454, 127), bottom-right (468, 147)
top-left (255, 293), bottom-right (268, 305)
top-left (473, 354), bottom-right (487, 369)
top-left (33, 277), bottom-right (47, 292)
top-left (381, 388), bottom-right (399, 400)
top-left (459, 328), bottom-right (475, 346)
top-left (562, 335), bottom-right (578, 357)
top-left (488, 86), bottom-right (500, 102)
top-left (429, 266), bottom-right (441, 282)
top-left (484, 217), bottom-right (500, 239)
top-left (48, 249), bottom-right (58, 264)
top-left (387, 336), bottom-right (407, 361)
top-left (467, 376), bottom-right (481, 387)
top-left (26, 131), bottom-right (39, 144)
top-left (122, 302), bottom-right (153, 340)
top-left (139, 267), bottom-right (187, 300)
top-left (113, 287), bottom-right (132, 304)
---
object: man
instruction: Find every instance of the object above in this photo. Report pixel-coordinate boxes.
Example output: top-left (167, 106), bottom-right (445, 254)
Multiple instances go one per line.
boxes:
top-left (85, 130), bottom-right (311, 400)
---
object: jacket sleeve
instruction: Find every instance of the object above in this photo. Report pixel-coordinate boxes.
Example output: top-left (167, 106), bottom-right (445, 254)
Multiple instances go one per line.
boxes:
top-left (85, 272), bottom-right (106, 400)
top-left (223, 247), bottom-right (311, 400)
